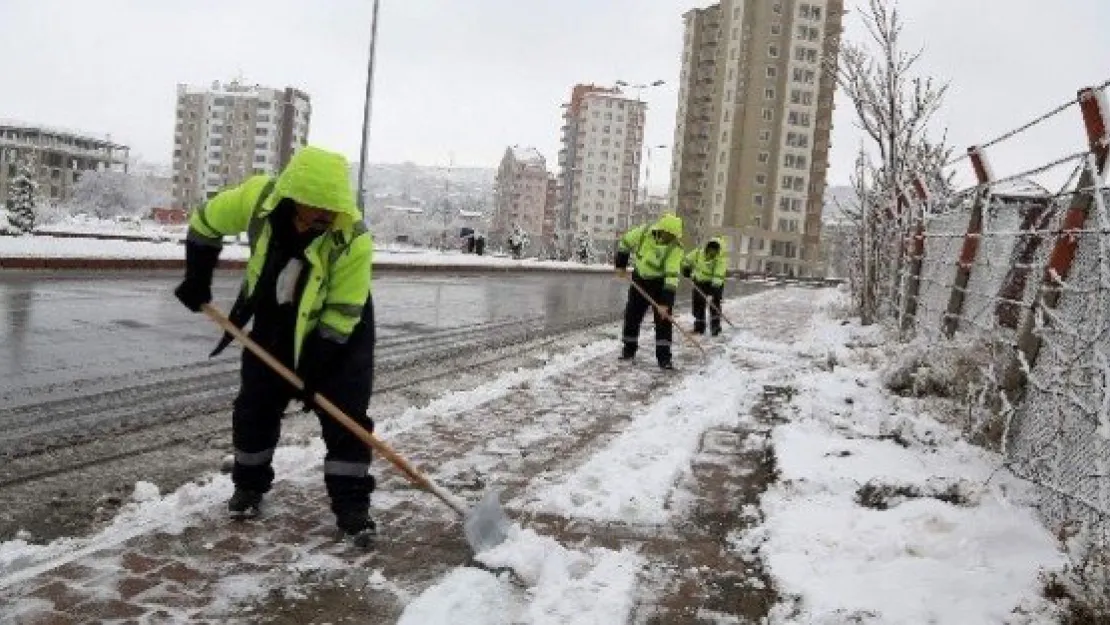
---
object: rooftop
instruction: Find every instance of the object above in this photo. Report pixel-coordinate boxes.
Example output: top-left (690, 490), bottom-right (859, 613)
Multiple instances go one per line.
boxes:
top-left (0, 119), bottom-right (129, 150)
top-left (508, 145), bottom-right (546, 168)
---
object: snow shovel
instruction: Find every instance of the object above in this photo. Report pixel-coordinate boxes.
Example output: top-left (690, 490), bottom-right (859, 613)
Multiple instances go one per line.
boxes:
top-left (617, 273), bottom-right (708, 359)
top-left (200, 303), bottom-right (511, 554)
top-left (685, 277), bottom-right (736, 329)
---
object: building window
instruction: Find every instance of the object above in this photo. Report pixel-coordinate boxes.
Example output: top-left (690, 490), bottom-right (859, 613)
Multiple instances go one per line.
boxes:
top-left (766, 66), bottom-right (777, 79)
top-left (732, 27), bottom-right (739, 40)
top-left (771, 23), bottom-right (781, 36)
top-left (756, 173), bottom-right (767, 185)
top-left (715, 192), bottom-right (723, 205)
top-left (255, 128), bottom-right (269, 136)
top-left (768, 45), bottom-right (779, 58)
top-left (758, 152), bottom-right (770, 164)
top-left (765, 88), bottom-right (776, 100)
top-left (762, 108), bottom-right (773, 121)
top-left (720, 150), bottom-right (728, 163)
top-left (754, 194), bottom-right (764, 207)
top-left (773, 3), bottom-right (782, 14)
top-left (759, 129), bottom-right (772, 142)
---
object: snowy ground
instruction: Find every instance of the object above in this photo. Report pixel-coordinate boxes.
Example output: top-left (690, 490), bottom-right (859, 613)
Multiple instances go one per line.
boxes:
top-left (0, 287), bottom-right (1069, 624)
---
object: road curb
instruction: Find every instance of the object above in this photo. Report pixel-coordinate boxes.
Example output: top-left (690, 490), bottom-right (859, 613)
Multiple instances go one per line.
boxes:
top-left (0, 256), bottom-right (613, 274)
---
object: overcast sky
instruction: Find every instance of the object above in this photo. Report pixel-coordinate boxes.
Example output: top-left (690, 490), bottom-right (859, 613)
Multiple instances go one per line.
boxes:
top-left (2, 0), bottom-right (1108, 191)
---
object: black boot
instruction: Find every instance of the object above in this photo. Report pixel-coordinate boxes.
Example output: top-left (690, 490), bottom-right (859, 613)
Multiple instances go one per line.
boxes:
top-left (337, 509), bottom-right (377, 549)
top-left (228, 488), bottom-right (264, 520)
top-left (619, 345), bottom-right (636, 360)
top-left (658, 359), bottom-right (674, 370)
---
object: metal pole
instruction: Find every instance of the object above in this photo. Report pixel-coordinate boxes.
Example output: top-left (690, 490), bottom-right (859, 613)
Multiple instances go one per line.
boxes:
top-left (356, 0), bottom-right (382, 216)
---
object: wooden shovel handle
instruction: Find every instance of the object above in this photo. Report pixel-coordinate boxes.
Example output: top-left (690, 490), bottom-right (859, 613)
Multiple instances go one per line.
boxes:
top-left (686, 278), bottom-right (736, 328)
top-left (620, 275), bottom-right (708, 358)
top-left (201, 304), bottom-right (436, 493)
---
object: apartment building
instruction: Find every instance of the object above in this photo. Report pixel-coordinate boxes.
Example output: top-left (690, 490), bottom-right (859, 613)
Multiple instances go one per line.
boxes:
top-left (555, 85), bottom-right (647, 254)
top-left (172, 80), bottom-right (310, 210)
top-left (542, 174), bottom-right (557, 242)
top-left (492, 146), bottom-right (550, 245)
top-left (669, 0), bottom-right (843, 277)
top-left (0, 120), bottom-right (128, 205)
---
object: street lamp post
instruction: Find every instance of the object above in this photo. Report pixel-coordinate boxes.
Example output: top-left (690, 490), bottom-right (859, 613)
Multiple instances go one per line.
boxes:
top-left (638, 143), bottom-right (668, 224)
top-left (614, 79), bottom-right (666, 229)
top-left (356, 0), bottom-right (382, 216)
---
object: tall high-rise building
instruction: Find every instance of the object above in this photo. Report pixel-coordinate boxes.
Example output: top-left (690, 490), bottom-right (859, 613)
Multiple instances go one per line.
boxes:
top-left (555, 85), bottom-right (647, 255)
top-left (669, 0), bottom-right (843, 277)
top-left (172, 80), bottom-right (311, 210)
top-left (492, 146), bottom-right (550, 245)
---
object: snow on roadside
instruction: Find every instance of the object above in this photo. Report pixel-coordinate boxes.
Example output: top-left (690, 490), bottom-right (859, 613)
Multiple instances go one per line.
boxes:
top-left (747, 290), bottom-right (1066, 624)
top-left (0, 233), bottom-right (609, 271)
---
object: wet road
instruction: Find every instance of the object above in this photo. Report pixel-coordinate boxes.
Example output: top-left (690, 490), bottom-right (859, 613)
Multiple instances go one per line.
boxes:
top-left (0, 269), bottom-right (765, 459)
top-left (0, 270), bottom-right (628, 401)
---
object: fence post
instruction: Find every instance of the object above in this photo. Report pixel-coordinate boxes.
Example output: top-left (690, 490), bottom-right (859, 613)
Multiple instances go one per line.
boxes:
top-left (1001, 86), bottom-right (1110, 404)
top-left (899, 177), bottom-right (929, 334)
top-left (941, 147), bottom-right (992, 338)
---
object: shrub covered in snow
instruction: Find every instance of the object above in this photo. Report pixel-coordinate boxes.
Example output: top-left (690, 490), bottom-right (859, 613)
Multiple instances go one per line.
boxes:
top-left (0, 208), bottom-right (20, 236)
top-left (6, 155), bottom-right (38, 234)
top-left (69, 170), bottom-right (168, 220)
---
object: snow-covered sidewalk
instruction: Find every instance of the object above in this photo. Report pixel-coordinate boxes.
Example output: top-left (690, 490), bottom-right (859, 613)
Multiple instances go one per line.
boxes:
top-left (0, 287), bottom-right (1068, 624)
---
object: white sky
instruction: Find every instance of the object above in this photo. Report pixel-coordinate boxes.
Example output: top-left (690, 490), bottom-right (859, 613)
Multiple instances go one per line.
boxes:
top-left (1, 0), bottom-right (1107, 191)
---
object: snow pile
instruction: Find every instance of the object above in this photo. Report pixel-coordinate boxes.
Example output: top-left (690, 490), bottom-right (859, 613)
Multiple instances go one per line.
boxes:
top-left (750, 299), bottom-right (1066, 623)
top-left (0, 235), bottom-right (251, 261)
top-left (523, 354), bottom-right (767, 524)
top-left (397, 526), bottom-right (642, 624)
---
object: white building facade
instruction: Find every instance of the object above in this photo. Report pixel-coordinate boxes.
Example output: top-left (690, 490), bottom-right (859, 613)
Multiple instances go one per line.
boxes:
top-left (172, 80), bottom-right (310, 210)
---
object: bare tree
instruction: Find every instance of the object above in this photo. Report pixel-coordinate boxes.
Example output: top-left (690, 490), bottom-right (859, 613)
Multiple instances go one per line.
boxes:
top-left (828, 0), bottom-right (953, 324)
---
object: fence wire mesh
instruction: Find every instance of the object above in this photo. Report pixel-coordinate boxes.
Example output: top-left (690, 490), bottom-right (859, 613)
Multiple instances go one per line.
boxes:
top-left (887, 84), bottom-right (1110, 550)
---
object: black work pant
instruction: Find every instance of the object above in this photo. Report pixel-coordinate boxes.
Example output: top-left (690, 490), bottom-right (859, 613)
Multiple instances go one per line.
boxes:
top-left (231, 300), bottom-right (376, 518)
top-left (691, 281), bottom-right (722, 334)
top-left (622, 274), bottom-right (674, 364)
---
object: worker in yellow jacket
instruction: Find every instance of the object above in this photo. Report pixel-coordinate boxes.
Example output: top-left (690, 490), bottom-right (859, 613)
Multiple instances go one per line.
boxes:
top-left (614, 214), bottom-right (684, 369)
top-left (682, 238), bottom-right (727, 336)
top-left (174, 146), bottom-right (377, 547)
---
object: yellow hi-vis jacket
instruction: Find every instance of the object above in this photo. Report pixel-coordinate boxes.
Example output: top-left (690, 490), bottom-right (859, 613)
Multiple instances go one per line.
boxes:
top-left (186, 146), bottom-right (372, 366)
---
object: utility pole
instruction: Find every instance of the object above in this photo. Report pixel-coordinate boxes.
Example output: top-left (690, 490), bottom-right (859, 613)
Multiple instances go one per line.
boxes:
top-left (356, 0), bottom-right (382, 216)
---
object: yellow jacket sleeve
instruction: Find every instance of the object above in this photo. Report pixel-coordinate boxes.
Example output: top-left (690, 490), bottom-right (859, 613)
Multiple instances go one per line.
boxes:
top-left (186, 175), bottom-right (272, 246)
top-left (319, 228), bottom-right (373, 341)
top-left (663, 245), bottom-right (684, 292)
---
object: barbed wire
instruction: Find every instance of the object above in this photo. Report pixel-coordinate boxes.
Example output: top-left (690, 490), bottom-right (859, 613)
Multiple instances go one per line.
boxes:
top-left (941, 76), bottom-right (1110, 169)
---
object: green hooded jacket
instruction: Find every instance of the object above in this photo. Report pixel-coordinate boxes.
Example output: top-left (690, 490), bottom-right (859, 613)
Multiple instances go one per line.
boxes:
top-left (683, 238), bottom-right (727, 288)
top-left (617, 213), bottom-right (685, 291)
top-left (186, 146), bottom-right (372, 365)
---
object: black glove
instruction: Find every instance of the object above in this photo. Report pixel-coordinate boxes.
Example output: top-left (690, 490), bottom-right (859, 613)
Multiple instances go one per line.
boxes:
top-left (297, 332), bottom-right (346, 411)
top-left (174, 241), bottom-right (220, 312)
top-left (681, 266), bottom-right (692, 278)
top-left (614, 250), bottom-right (631, 270)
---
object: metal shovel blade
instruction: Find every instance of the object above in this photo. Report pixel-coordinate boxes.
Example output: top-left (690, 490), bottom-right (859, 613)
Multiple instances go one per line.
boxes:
top-left (463, 489), bottom-right (511, 554)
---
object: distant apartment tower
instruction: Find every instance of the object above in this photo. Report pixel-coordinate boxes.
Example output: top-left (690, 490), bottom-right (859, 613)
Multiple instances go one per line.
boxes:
top-left (669, 0), bottom-right (843, 277)
top-left (492, 146), bottom-right (550, 245)
top-left (172, 80), bottom-right (311, 209)
top-left (0, 120), bottom-right (128, 205)
top-left (555, 85), bottom-right (647, 254)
